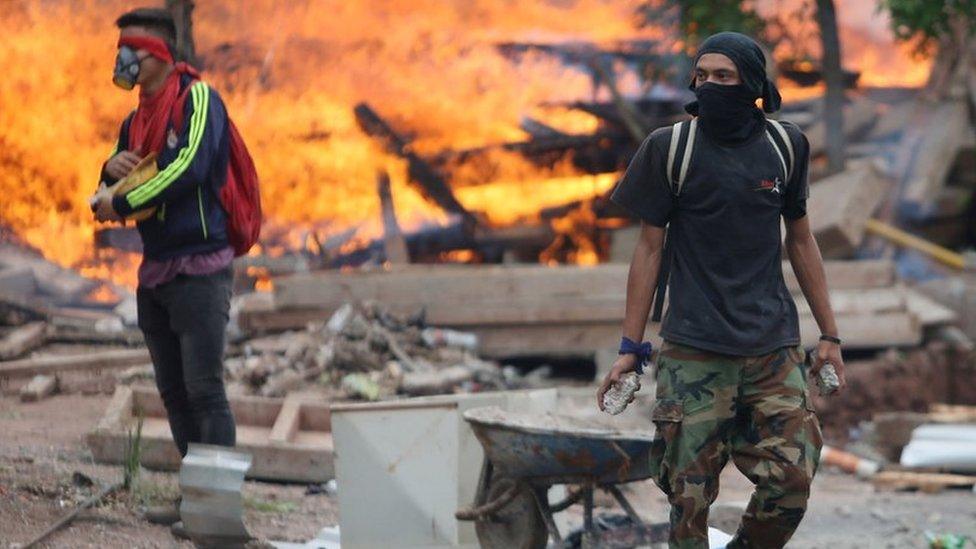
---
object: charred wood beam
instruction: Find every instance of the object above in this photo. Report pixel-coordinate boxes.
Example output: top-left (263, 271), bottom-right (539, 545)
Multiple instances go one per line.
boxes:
top-left (353, 103), bottom-right (475, 223)
top-left (519, 116), bottom-right (569, 139)
top-left (430, 130), bottom-right (624, 165)
top-left (94, 227), bottom-right (142, 253)
top-left (778, 64), bottom-right (860, 88)
top-left (496, 41), bottom-right (664, 65)
top-left (328, 221), bottom-right (473, 268)
top-left (562, 97), bottom-right (686, 129)
top-left (327, 222), bottom-right (556, 268)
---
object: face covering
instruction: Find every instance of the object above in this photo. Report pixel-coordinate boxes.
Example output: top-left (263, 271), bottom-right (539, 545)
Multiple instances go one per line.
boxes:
top-left (113, 46), bottom-right (142, 90)
top-left (113, 35), bottom-right (198, 155)
top-left (690, 82), bottom-right (765, 144)
top-left (684, 32), bottom-right (782, 144)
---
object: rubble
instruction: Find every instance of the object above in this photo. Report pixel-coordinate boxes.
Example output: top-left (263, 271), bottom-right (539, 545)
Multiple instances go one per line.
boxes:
top-left (226, 301), bottom-right (518, 399)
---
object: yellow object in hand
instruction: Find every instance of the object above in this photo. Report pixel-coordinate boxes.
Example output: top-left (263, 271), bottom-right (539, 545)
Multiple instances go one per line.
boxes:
top-left (112, 153), bottom-right (159, 222)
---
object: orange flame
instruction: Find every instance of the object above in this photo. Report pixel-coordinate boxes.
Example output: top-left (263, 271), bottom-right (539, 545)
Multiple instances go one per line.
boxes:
top-left (0, 0), bottom-right (932, 289)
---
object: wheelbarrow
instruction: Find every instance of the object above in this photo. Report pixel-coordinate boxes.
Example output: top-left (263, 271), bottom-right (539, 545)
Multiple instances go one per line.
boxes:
top-left (456, 406), bottom-right (663, 548)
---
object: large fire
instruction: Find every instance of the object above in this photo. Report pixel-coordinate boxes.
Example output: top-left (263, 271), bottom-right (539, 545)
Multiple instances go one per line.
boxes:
top-left (0, 0), bottom-right (931, 289)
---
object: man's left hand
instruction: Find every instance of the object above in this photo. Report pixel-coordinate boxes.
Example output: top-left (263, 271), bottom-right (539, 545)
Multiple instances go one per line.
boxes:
top-left (811, 339), bottom-right (846, 392)
top-left (92, 184), bottom-right (122, 223)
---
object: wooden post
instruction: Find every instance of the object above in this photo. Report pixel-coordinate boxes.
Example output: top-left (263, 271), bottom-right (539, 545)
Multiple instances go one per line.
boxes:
top-left (589, 61), bottom-right (648, 144)
top-left (376, 171), bottom-right (410, 265)
top-left (815, 0), bottom-right (846, 175)
top-left (165, 0), bottom-right (198, 67)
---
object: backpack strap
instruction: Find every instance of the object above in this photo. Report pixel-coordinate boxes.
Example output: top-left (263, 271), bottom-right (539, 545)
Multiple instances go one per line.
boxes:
top-left (169, 78), bottom-right (200, 134)
top-left (765, 119), bottom-right (795, 183)
top-left (654, 119), bottom-right (698, 323)
top-left (666, 118), bottom-right (698, 196)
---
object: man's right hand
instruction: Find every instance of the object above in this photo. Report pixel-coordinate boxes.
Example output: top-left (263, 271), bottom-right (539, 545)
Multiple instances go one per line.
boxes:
top-left (597, 353), bottom-right (638, 411)
top-left (104, 151), bottom-right (142, 181)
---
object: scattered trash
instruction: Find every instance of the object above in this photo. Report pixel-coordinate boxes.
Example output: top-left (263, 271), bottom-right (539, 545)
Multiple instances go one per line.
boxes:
top-left (925, 531), bottom-right (970, 549)
top-left (421, 327), bottom-right (478, 351)
top-left (269, 525), bottom-right (340, 549)
top-left (340, 373), bottom-right (382, 401)
top-left (70, 471), bottom-right (94, 489)
top-left (820, 445), bottom-right (880, 478)
top-left (562, 514), bottom-right (668, 548)
top-left (304, 479), bottom-right (337, 497)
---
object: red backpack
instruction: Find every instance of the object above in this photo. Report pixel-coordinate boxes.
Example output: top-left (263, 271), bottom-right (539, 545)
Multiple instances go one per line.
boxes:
top-left (171, 79), bottom-right (261, 257)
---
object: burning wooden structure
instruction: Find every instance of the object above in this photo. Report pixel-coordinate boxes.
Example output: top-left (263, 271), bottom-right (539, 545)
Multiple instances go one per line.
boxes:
top-left (2, 1), bottom-right (974, 387)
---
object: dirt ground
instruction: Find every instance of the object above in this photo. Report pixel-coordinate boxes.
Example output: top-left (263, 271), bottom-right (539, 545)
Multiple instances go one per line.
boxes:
top-left (1, 391), bottom-right (974, 548)
top-left (0, 392), bottom-right (333, 548)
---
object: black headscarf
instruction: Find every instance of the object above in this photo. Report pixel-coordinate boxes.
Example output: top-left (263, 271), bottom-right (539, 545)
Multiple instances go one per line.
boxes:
top-left (684, 32), bottom-right (782, 144)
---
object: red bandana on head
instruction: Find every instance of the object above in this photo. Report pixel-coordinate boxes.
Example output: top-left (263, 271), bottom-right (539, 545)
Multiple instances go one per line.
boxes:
top-left (117, 35), bottom-right (199, 155)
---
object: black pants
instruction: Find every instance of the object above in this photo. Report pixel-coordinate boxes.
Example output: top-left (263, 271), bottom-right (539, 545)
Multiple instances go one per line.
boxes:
top-left (137, 267), bottom-right (236, 456)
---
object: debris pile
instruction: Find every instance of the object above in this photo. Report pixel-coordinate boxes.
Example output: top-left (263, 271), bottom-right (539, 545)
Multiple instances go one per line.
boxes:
top-left (226, 302), bottom-right (518, 400)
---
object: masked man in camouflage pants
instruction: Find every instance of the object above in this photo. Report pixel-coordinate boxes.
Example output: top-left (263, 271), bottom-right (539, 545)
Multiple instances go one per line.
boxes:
top-left (597, 32), bottom-right (846, 548)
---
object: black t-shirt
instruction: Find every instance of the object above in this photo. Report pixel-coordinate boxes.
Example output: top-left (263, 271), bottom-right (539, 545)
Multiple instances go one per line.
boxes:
top-left (611, 121), bottom-right (810, 356)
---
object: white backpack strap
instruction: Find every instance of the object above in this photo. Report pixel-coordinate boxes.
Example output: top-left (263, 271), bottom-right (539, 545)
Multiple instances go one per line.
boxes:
top-left (765, 119), bottom-right (795, 182)
top-left (666, 121), bottom-right (682, 190)
top-left (676, 118), bottom-right (698, 195)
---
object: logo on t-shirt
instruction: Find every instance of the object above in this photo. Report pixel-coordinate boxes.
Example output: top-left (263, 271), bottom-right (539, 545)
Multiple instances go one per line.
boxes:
top-left (754, 177), bottom-right (783, 194)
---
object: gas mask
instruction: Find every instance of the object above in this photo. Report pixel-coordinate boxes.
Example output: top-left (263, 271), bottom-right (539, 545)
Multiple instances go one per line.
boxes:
top-left (113, 46), bottom-right (142, 90)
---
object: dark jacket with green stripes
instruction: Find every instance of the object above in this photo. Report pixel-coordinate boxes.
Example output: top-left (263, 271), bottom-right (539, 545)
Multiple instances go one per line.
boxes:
top-left (104, 74), bottom-right (230, 260)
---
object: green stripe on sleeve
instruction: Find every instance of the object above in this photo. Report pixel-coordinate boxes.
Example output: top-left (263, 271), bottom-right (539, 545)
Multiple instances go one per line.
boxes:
top-left (126, 82), bottom-right (210, 208)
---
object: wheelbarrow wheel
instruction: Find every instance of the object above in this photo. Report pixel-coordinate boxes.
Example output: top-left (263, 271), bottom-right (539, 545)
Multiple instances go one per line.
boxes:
top-left (475, 478), bottom-right (548, 549)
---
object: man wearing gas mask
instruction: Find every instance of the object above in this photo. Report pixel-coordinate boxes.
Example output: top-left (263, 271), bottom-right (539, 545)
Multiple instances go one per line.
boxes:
top-left (91, 8), bottom-right (236, 533)
top-left (599, 32), bottom-right (846, 548)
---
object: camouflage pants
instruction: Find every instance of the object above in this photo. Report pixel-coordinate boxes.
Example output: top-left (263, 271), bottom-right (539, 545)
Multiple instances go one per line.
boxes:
top-left (649, 341), bottom-right (823, 549)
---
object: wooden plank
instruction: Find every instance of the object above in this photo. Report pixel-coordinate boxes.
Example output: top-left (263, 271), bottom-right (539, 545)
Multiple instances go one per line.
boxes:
top-left (790, 287), bottom-right (956, 326)
top-left (242, 308), bottom-right (919, 358)
top-left (19, 374), bottom-right (58, 402)
top-left (873, 471), bottom-right (976, 493)
top-left (929, 403), bottom-right (976, 422)
top-left (782, 259), bottom-right (894, 293)
top-left (274, 264), bottom-right (628, 310)
top-left (793, 288), bottom-right (905, 317)
top-left (804, 97), bottom-right (879, 157)
top-left (0, 321), bottom-right (47, 360)
top-left (798, 311), bottom-right (921, 348)
top-left (903, 289), bottom-right (958, 326)
top-left (87, 386), bottom-right (334, 483)
top-left (471, 310), bottom-right (919, 358)
top-left (269, 394), bottom-right (303, 443)
top-left (896, 100), bottom-right (976, 215)
top-left (94, 386), bottom-right (135, 432)
top-left (276, 261), bottom-right (896, 313)
top-left (807, 160), bottom-right (890, 257)
top-left (0, 348), bottom-right (150, 379)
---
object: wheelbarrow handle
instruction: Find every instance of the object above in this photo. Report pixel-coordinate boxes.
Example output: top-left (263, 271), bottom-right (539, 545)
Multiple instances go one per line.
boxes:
top-left (455, 481), bottom-right (521, 521)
